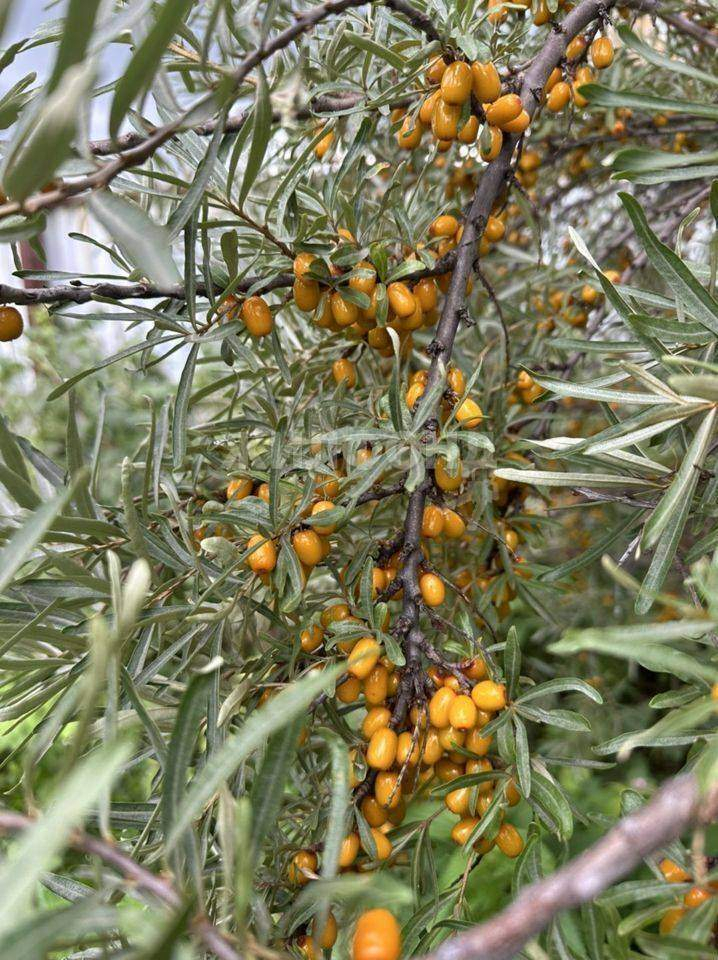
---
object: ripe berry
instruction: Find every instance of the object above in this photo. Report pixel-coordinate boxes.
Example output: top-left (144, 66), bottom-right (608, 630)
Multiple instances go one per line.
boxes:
top-left (293, 252), bottom-right (317, 277)
top-left (300, 625), bottom-right (323, 653)
top-left (310, 500), bottom-right (337, 535)
top-left (352, 909), bottom-right (401, 960)
top-left (591, 36), bottom-right (614, 69)
top-left (480, 126), bottom-right (503, 162)
top-left (429, 686), bottom-right (456, 728)
top-left (333, 358), bottom-right (357, 388)
top-left (435, 455), bottom-right (462, 491)
top-left (547, 81), bottom-right (571, 112)
top-left (367, 727), bottom-right (398, 770)
top-left (448, 694), bottom-right (478, 730)
top-left (683, 886), bottom-right (711, 909)
top-left (241, 296), bottom-right (273, 337)
top-left (336, 676), bottom-right (362, 703)
top-left (313, 912), bottom-right (338, 950)
top-left (0, 306), bottom-right (23, 341)
top-left (339, 832), bottom-right (360, 867)
top-left (315, 127), bottom-right (334, 159)
top-left (442, 508), bottom-right (466, 539)
top-left (396, 115), bottom-right (424, 150)
top-left (471, 680), bottom-right (507, 711)
top-left (288, 849), bottom-right (318, 885)
top-left (419, 572), bottom-right (445, 607)
top-left (496, 822), bottom-right (524, 858)
top-left (455, 397), bottom-right (483, 428)
top-left (368, 827), bottom-right (393, 860)
top-left (431, 99), bottom-right (461, 140)
top-left (396, 731), bottom-right (421, 766)
top-left (330, 292), bottom-right (358, 327)
top-left (374, 770), bottom-right (401, 808)
top-left (430, 214), bottom-right (459, 238)
top-left (458, 115), bottom-right (479, 144)
top-left (294, 277), bottom-right (321, 312)
top-left (440, 61), bottom-right (473, 105)
top-left (348, 637), bottom-right (381, 679)
top-left (227, 477), bottom-right (253, 501)
top-left (659, 906), bottom-right (686, 935)
top-left (362, 706), bottom-right (392, 738)
top-left (485, 94), bottom-right (522, 129)
top-left (502, 110), bottom-right (530, 135)
top-left (292, 529), bottom-right (324, 567)
top-left (471, 61), bottom-right (501, 103)
top-left (426, 57), bottom-right (448, 85)
top-left (349, 260), bottom-right (377, 296)
top-left (422, 504), bottom-right (445, 538)
top-left (387, 281), bottom-right (416, 318)
top-left (246, 533), bottom-right (277, 574)
top-left (659, 858), bottom-right (691, 884)
top-left (414, 277), bottom-right (438, 311)
top-left (361, 796), bottom-right (388, 827)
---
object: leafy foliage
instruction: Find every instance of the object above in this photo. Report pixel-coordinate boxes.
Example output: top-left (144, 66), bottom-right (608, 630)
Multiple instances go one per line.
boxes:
top-left (0, 1), bottom-right (717, 959)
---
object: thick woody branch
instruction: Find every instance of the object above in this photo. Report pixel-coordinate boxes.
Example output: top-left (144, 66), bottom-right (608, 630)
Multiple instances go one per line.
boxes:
top-left (0, 809), bottom-right (240, 960)
top-left (417, 773), bottom-right (718, 960)
top-left (388, 0), bottom-right (623, 694)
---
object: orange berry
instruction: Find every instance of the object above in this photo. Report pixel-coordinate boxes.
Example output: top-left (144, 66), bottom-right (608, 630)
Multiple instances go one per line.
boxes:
top-left (333, 358), bottom-right (357, 388)
top-left (0, 306), bottom-right (23, 342)
top-left (352, 909), bottom-right (401, 960)
top-left (440, 61), bottom-right (473, 105)
top-left (420, 572), bottom-right (445, 607)
top-left (591, 36), bottom-right (614, 69)
top-left (471, 61), bottom-right (501, 102)
top-left (348, 637), bottom-right (381, 679)
top-left (471, 680), bottom-right (507, 711)
top-left (241, 295), bottom-right (273, 337)
top-left (496, 823), bottom-right (524, 858)
top-left (428, 686), bottom-right (456, 729)
top-left (246, 533), bottom-right (277, 574)
top-left (367, 727), bottom-right (398, 770)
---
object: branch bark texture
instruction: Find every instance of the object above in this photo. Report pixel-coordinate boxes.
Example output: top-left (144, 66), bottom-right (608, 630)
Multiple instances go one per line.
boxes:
top-left (417, 774), bottom-right (718, 960)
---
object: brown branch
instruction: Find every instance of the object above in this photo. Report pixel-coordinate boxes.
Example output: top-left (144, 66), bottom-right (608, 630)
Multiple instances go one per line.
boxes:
top-left (385, 0), bottom-right (627, 708)
top-left (658, 8), bottom-right (718, 50)
top-left (0, 809), bottom-right (240, 960)
top-left (416, 773), bottom-right (718, 960)
top-left (0, 242), bottom-right (462, 308)
top-left (0, 272), bottom-right (294, 306)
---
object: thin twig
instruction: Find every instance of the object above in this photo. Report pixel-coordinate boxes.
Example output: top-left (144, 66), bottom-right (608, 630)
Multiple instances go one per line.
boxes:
top-left (0, 809), bottom-right (241, 960)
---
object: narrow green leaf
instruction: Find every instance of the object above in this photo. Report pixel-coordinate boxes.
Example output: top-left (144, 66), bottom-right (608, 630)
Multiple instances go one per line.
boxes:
top-left (0, 482), bottom-right (76, 596)
top-left (250, 717), bottom-right (301, 866)
top-left (237, 66), bottom-right (271, 207)
top-left (166, 664), bottom-right (343, 850)
top-left (621, 192), bottom-right (718, 336)
top-left (89, 192), bottom-right (181, 287)
top-left (109, 0), bottom-right (194, 137)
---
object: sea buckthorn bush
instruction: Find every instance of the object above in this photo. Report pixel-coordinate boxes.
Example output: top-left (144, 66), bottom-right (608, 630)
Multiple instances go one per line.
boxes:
top-left (0, 1), bottom-right (717, 958)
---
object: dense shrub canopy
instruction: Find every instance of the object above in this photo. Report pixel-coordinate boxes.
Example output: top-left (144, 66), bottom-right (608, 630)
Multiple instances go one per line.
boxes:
top-left (0, 1), bottom-right (717, 958)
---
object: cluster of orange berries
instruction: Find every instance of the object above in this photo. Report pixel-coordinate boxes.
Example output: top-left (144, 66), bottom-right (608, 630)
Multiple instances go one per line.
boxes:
top-left (658, 858), bottom-right (717, 935)
top-left (288, 658), bottom-right (521, 957)
top-left (0, 305), bottom-right (23, 342)
top-left (396, 56), bottom-right (527, 158)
